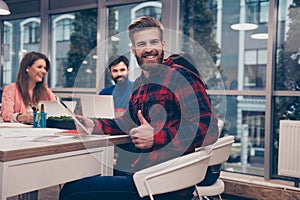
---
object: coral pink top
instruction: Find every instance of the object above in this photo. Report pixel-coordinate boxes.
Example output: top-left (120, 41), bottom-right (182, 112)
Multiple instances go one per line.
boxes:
top-left (1, 82), bottom-right (56, 122)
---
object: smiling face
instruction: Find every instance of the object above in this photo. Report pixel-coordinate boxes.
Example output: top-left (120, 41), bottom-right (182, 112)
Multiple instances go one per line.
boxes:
top-left (26, 59), bottom-right (48, 84)
top-left (110, 61), bottom-right (129, 83)
top-left (131, 28), bottom-right (165, 74)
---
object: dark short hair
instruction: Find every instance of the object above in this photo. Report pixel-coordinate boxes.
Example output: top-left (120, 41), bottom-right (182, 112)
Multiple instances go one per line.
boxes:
top-left (108, 55), bottom-right (129, 70)
top-left (169, 52), bottom-right (199, 76)
top-left (127, 16), bottom-right (164, 44)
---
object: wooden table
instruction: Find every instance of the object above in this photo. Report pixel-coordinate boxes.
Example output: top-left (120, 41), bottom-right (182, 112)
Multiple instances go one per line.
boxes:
top-left (0, 128), bottom-right (130, 200)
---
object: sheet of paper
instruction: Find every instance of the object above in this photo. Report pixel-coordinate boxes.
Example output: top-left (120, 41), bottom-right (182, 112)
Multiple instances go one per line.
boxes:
top-left (0, 122), bottom-right (32, 128)
top-left (0, 128), bottom-right (62, 137)
top-left (19, 135), bottom-right (76, 142)
top-left (0, 127), bottom-right (77, 142)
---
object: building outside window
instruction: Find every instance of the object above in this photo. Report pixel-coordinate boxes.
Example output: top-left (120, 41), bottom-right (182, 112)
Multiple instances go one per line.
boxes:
top-left (50, 9), bottom-right (97, 88)
top-left (1, 17), bottom-right (41, 87)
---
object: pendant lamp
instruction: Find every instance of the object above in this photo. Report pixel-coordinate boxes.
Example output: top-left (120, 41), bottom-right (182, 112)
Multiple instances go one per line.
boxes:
top-left (0, 0), bottom-right (10, 15)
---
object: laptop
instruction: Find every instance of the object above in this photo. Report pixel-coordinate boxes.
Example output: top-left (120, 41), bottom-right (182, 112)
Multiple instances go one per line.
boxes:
top-left (40, 96), bottom-right (91, 134)
top-left (79, 94), bottom-right (115, 119)
top-left (40, 100), bottom-right (77, 117)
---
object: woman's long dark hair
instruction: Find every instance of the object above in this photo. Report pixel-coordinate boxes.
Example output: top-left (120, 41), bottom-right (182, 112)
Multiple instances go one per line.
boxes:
top-left (16, 51), bottom-right (50, 106)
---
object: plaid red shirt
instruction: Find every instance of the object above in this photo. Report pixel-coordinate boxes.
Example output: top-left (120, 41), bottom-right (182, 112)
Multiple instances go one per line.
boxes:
top-left (93, 57), bottom-right (218, 173)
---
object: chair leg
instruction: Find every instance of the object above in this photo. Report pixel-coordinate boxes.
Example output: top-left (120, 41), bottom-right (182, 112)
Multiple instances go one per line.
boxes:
top-left (197, 195), bottom-right (222, 200)
top-left (149, 194), bottom-right (155, 200)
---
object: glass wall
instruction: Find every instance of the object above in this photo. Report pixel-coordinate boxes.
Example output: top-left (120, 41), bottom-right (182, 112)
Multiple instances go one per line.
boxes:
top-left (273, 0), bottom-right (300, 177)
top-left (178, 0), bottom-right (269, 176)
top-left (105, 1), bottom-right (162, 87)
top-left (0, 0), bottom-right (299, 180)
top-left (2, 17), bottom-right (40, 86)
top-left (50, 9), bottom-right (97, 88)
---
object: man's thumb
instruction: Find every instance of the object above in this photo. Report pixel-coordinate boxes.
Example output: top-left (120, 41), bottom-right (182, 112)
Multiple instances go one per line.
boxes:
top-left (137, 110), bottom-right (148, 125)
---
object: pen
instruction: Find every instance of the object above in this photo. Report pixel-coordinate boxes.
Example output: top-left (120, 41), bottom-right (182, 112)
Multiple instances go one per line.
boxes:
top-left (29, 103), bottom-right (37, 112)
top-left (41, 104), bottom-right (45, 113)
top-left (35, 103), bottom-right (40, 125)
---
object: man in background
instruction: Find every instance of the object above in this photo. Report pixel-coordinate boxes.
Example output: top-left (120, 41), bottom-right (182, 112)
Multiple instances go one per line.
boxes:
top-left (99, 55), bottom-right (135, 175)
top-left (99, 55), bottom-right (133, 114)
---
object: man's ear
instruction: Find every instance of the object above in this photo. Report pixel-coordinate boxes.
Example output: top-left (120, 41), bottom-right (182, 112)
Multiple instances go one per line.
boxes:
top-left (162, 40), bottom-right (166, 50)
top-left (130, 44), bottom-right (135, 54)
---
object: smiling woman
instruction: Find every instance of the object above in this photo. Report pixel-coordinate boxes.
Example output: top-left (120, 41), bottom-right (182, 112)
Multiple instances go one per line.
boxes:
top-left (1, 51), bottom-right (56, 124)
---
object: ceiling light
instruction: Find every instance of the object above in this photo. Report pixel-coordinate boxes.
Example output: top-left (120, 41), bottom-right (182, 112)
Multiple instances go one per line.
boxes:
top-left (0, 0), bottom-right (11, 15)
top-left (230, 23), bottom-right (258, 31)
top-left (251, 33), bottom-right (268, 40)
top-left (111, 36), bottom-right (120, 41)
top-left (66, 68), bottom-right (73, 72)
top-left (85, 69), bottom-right (92, 74)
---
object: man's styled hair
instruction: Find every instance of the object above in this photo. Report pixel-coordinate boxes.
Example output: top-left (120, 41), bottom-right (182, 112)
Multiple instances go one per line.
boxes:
top-left (127, 16), bottom-right (164, 44)
top-left (108, 55), bottom-right (129, 70)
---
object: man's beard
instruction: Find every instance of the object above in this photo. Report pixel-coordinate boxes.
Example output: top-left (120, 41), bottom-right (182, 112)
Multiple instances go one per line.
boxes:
top-left (136, 50), bottom-right (164, 72)
top-left (113, 75), bottom-right (128, 84)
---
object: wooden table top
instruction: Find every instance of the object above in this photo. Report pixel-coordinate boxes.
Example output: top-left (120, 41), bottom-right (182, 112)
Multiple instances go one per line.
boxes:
top-left (0, 128), bottom-right (130, 162)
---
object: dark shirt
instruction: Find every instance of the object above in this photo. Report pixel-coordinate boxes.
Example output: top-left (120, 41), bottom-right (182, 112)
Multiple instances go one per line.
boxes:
top-left (99, 79), bottom-right (134, 111)
top-left (94, 57), bottom-right (219, 173)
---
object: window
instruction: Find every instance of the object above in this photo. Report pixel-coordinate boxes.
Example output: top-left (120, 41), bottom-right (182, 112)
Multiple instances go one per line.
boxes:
top-left (0, 0), bottom-right (298, 182)
top-left (106, 2), bottom-right (162, 87)
top-left (56, 18), bottom-right (74, 42)
top-left (50, 9), bottom-right (97, 88)
top-left (133, 1), bottom-right (162, 20)
top-left (23, 21), bottom-right (40, 44)
top-left (2, 22), bottom-right (12, 85)
top-left (1, 17), bottom-right (41, 87)
top-left (246, 0), bottom-right (269, 24)
top-left (272, 0), bottom-right (300, 179)
top-left (179, 0), bottom-right (269, 176)
top-left (244, 50), bottom-right (267, 90)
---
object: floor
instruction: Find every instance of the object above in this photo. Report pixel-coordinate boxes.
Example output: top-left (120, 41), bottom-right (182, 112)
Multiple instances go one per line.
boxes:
top-left (8, 186), bottom-right (60, 200)
top-left (8, 186), bottom-right (253, 200)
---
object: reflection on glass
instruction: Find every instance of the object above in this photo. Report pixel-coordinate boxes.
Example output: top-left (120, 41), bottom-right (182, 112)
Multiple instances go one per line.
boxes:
top-left (107, 2), bottom-right (162, 86)
top-left (220, 95), bottom-right (265, 176)
top-left (273, 96), bottom-right (300, 175)
top-left (179, 0), bottom-right (269, 91)
top-left (50, 9), bottom-right (97, 88)
top-left (275, 1), bottom-right (300, 91)
top-left (2, 17), bottom-right (41, 86)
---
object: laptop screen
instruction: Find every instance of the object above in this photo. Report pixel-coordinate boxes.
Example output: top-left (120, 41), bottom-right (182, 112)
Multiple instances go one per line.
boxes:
top-left (80, 94), bottom-right (115, 119)
top-left (40, 100), bottom-right (77, 117)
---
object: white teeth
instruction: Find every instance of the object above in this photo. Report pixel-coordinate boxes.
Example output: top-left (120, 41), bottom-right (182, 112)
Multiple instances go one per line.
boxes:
top-left (145, 55), bottom-right (155, 58)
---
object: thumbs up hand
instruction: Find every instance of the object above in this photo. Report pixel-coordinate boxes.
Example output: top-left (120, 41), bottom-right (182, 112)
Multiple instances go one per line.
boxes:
top-left (129, 110), bottom-right (154, 149)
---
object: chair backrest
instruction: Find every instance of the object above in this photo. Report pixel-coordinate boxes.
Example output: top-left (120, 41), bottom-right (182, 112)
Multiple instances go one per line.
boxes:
top-left (79, 94), bottom-right (115, 119)
top-left (133, 148), bottom-right (212, 198)
top-left (208, 135), bottom-right (234, 166)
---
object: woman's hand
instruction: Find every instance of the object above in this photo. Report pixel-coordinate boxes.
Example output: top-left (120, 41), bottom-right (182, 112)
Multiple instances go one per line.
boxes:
top-left (75, 115), bottom-right (95, 135)
top-left (17, 113), bottom-right (33, 124)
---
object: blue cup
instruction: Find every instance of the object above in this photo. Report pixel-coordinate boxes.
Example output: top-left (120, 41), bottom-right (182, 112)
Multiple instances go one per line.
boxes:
top-left (33, 112), bottom-right (47, 128)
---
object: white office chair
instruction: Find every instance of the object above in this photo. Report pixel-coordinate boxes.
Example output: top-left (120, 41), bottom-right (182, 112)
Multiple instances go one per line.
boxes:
top-left (194, 135), bottom-right (235, 200)
top-left (133, 148), bottom-right (212, 200)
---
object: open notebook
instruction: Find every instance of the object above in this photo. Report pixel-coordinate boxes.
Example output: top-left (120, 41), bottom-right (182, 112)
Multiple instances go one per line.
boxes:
top-left (79, 94), bottom-right (115, 119)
